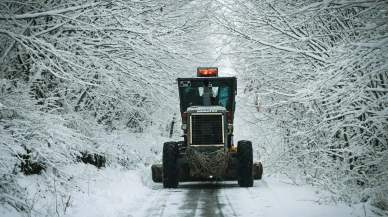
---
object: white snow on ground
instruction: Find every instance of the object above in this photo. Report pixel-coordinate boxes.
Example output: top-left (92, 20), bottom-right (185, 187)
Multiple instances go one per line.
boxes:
top-left (133, 177), bottom-right (378, 217)
top-left (0, 134), bottom-right (381, 217)
top-left (26, 169), bottom-right (379, 217)
top-left (64, 166), bottom-right (152, 217)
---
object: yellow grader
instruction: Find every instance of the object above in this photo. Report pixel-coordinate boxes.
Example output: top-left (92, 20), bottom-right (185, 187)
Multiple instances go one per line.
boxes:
top-left (152, 67), bottom-right (263, 188)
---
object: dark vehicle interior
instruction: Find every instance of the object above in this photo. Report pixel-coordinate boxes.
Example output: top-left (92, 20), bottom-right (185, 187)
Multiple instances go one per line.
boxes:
top-left (177, 77), bottom-right (237, 115)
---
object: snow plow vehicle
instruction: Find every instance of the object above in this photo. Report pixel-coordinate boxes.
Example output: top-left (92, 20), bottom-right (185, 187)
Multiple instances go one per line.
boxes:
top-left (152, 67), bottom-right (263, 188)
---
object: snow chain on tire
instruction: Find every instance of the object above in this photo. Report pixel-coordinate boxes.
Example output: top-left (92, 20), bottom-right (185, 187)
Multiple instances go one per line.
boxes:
top-left (185, 147), bottom-right (230, 180)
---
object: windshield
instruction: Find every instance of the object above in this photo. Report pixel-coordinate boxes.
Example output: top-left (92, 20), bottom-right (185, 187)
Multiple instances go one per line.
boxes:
top-left (177, 77), bottom-right (236, 113)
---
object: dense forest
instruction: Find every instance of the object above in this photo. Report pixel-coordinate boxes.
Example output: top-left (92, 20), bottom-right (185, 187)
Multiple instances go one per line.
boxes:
top-left (0, 0), bottom-right (387, 216)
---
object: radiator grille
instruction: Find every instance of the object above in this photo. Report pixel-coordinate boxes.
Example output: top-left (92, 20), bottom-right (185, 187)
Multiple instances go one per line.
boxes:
top-left (190, 114), bottom-right (223, 145)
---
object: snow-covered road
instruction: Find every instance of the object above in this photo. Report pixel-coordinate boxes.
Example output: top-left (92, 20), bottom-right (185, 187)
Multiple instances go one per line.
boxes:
top-left (2, 165), bottom-right (376, 217)
top-left (126, 178), bottom-right (368, 217)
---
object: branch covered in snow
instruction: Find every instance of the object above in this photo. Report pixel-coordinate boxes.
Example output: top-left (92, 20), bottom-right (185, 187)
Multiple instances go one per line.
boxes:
top-left (216, 0), bottom-right (388, 210)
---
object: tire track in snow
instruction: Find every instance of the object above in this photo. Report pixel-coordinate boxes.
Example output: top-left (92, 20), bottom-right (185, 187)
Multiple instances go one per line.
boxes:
top-left (221, 182), bottom-right (239, 217)
top-left (180, 184), bottom-right (201, 217)
top-left (249, 178), bottom-right (287, 216)
top-left (139, 180), bottom-right (273, 217)
top-left (197, 182), bottom-right (225, 217)
top-left (260, 178), bottom-right (284, 206)
top-left (214, 185), bottom-right (226, 217)
top-left (115, 177), bottom-right (366, 217)
top-left (180, 182), bottom-right (225, 217)
top-left (144, 189), bottom-right (171, 217)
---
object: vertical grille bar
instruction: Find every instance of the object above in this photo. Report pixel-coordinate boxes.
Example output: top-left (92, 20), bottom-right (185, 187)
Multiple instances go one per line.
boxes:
top-left (190, 113), bottom-right (224, 145)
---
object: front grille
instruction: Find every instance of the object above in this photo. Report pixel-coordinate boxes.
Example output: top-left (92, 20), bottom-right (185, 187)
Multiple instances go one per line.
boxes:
top-left (190, 113), bottom-right (224, 145)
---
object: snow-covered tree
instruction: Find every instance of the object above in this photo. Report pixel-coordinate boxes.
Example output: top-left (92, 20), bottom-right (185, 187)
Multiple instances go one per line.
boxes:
top-left (216, 0), bottom-right (388, 211)
top-left (0, 0), bottom-right (213, 214)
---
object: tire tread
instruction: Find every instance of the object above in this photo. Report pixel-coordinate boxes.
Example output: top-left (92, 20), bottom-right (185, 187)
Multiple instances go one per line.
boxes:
top-left (163, 142), bottom-right (178, 188)
top-left (238, 140), bottom-right (254, 187)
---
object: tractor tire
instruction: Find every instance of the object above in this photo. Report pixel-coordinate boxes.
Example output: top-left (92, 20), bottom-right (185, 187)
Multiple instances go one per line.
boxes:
top-left (162, 142), bottom-right (179, 188)
top-left (237, 140), bottom-right (254, 187)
